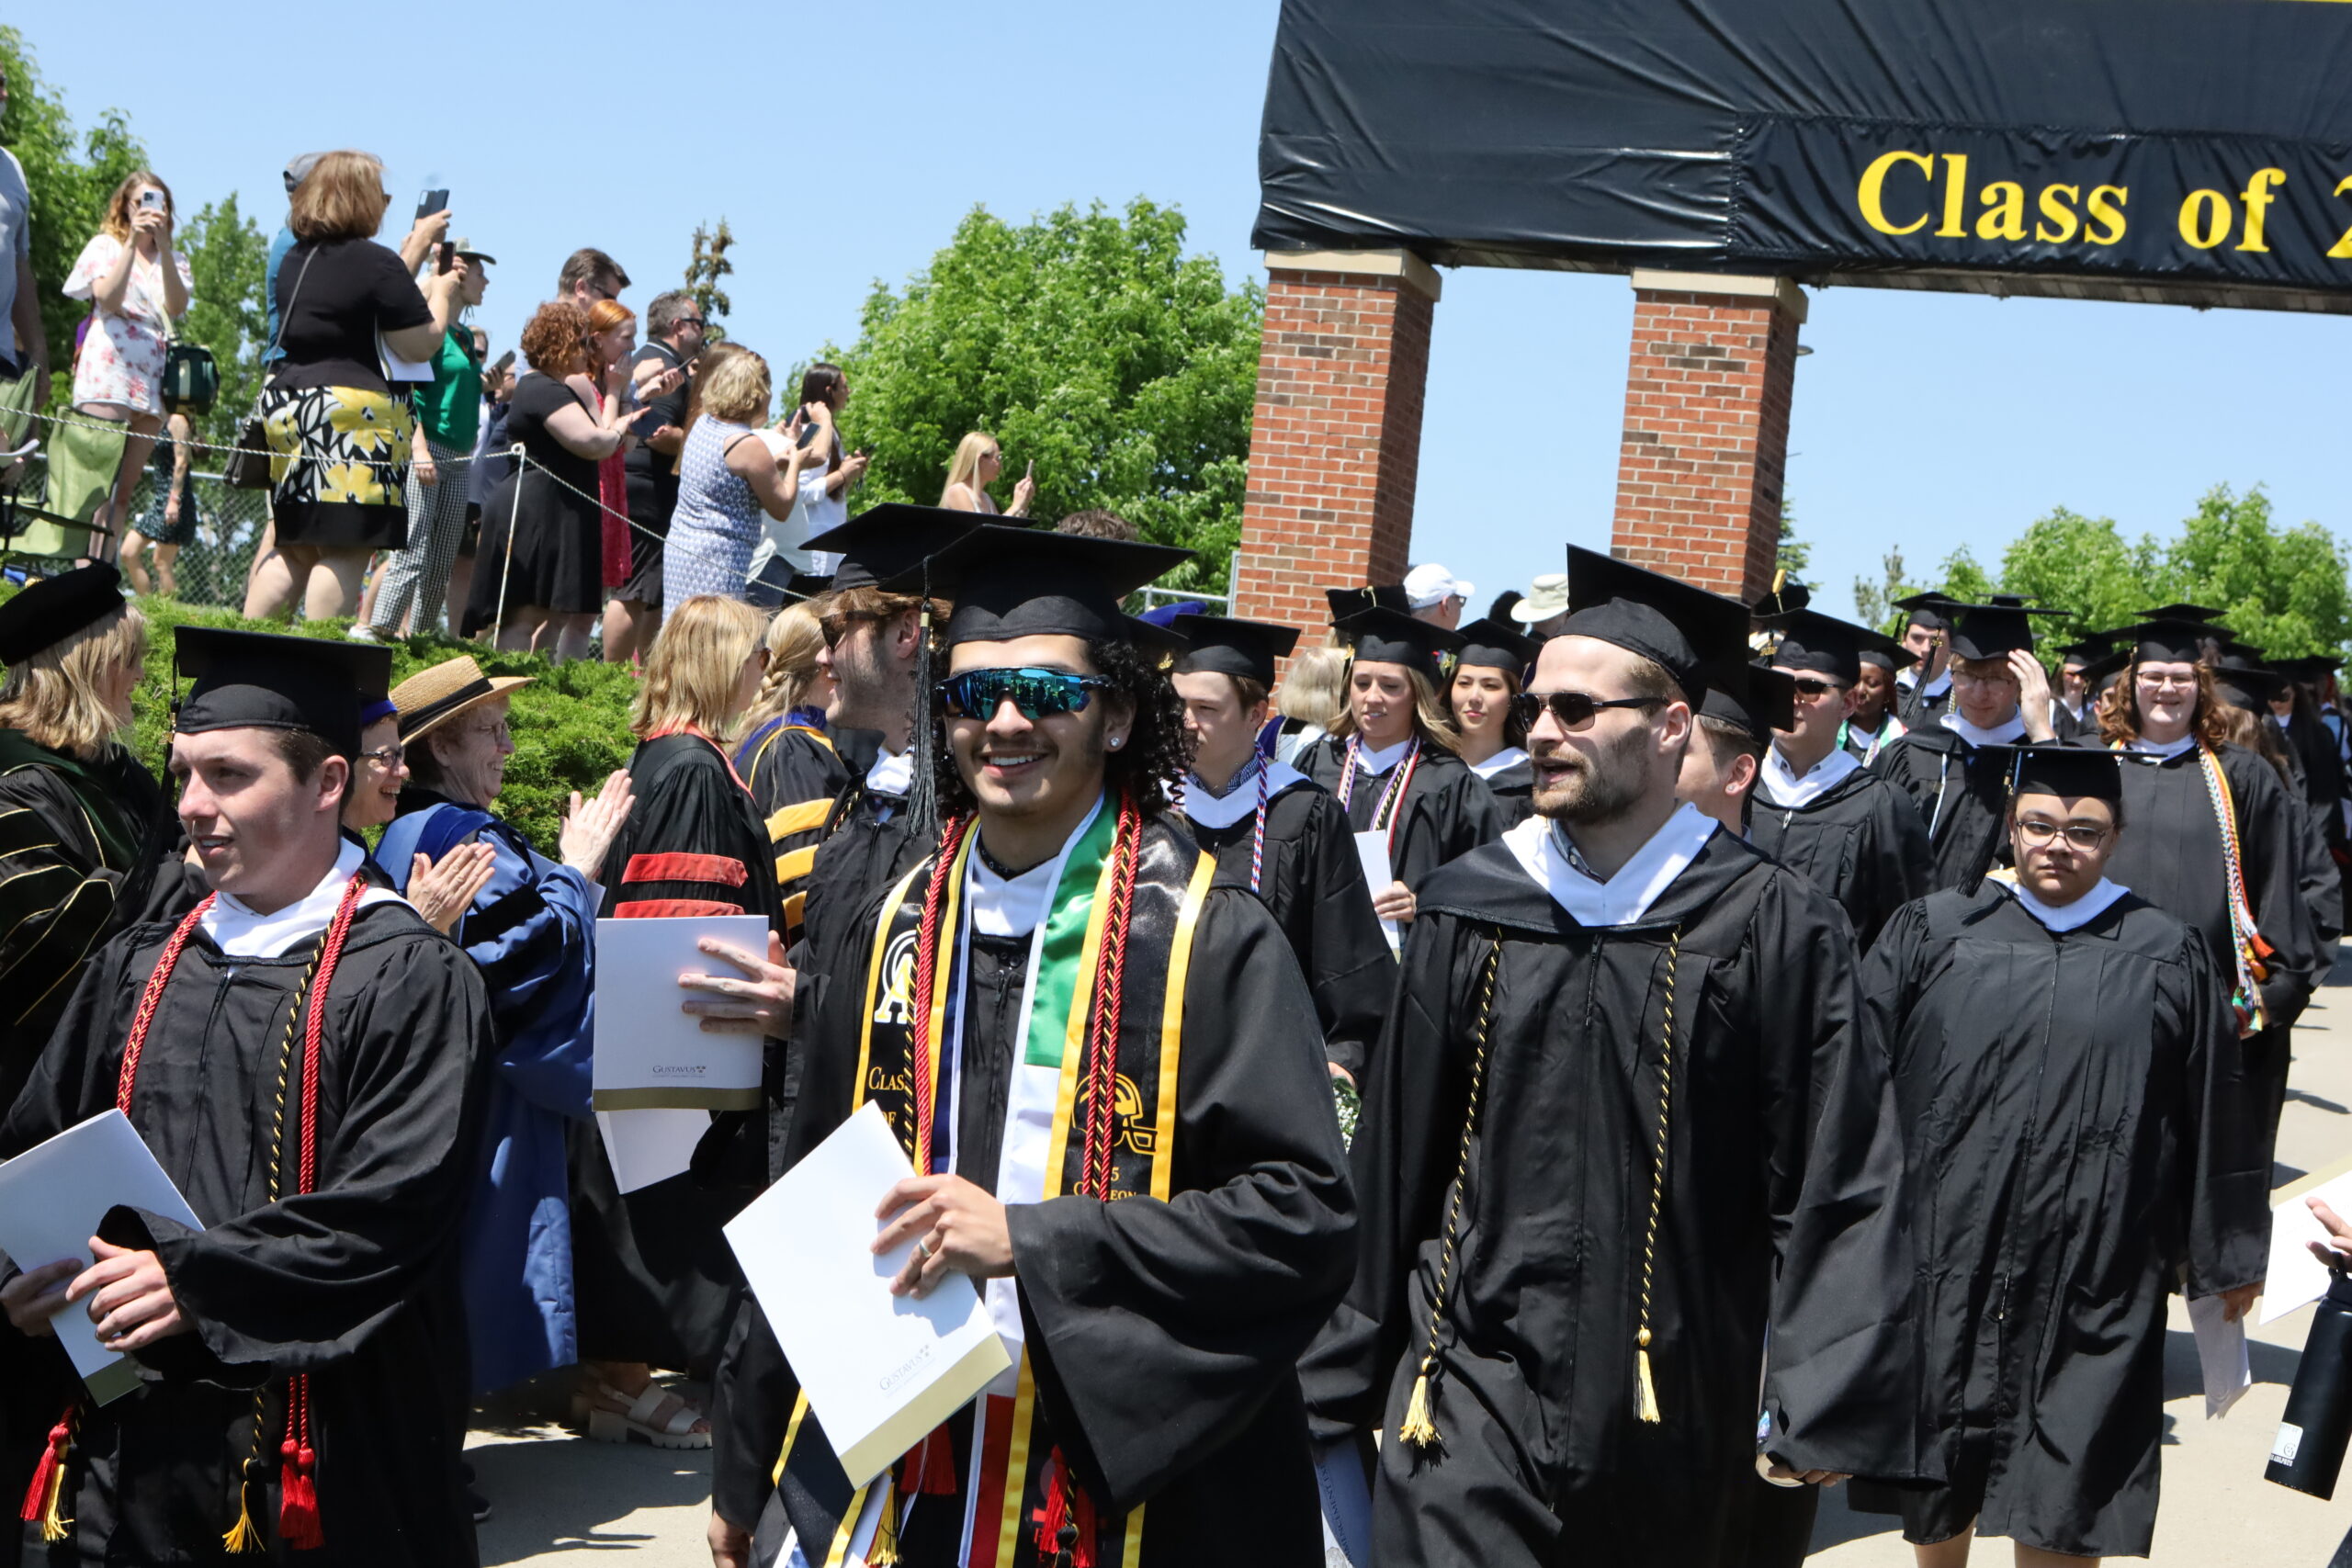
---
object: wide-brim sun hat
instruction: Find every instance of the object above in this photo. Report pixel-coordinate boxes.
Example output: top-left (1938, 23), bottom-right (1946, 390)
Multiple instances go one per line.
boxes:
top-left (1510, 572), bottom-right (1570, 624)
top-left (389, 654), bottom-right (535, 746)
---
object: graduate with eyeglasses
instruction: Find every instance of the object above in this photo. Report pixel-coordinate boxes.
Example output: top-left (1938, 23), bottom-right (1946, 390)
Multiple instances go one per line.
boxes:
top-left (1749, 610), bottom-right (1935, 948)
top-left (1296, 607), bottom-right (1508, 931)
top-left (707, 527), bottom-right (1354, 1568)
top-left (1168, 612), bottom-right (1394, 1081)
top-left (1871, 598), bottom-right (2064, 891)
top-left (1849, 744), bottom-right (2267, 1565)
top-left (1303, 546), bottom-right (1918, 1568)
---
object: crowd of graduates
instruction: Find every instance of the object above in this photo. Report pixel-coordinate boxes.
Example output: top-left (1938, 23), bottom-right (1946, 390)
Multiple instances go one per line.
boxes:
top-left (0, 504), bottom-right (2335, 1568)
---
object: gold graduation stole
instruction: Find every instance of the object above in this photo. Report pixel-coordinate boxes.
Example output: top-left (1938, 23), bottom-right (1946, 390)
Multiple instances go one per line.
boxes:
top-left (773, 794), bottom-right (1215, 1568)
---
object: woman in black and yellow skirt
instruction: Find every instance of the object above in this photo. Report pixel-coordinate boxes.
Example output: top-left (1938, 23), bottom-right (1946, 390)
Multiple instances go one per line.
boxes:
top-left (255, 149), bottom-right (461, 620)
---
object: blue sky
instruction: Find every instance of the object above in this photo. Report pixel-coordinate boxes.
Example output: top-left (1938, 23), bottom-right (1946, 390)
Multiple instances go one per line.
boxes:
top-left (19, 3), bottom-right (2347, 621)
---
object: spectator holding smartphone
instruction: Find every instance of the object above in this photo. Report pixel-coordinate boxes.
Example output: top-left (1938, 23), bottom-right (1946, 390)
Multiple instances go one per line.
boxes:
top-left (61, 172), bottom-right (191, 557)
top-left (785, 363), bottom-right (865, 569)
top-left (937, 428), bottom-right (1035, 516)
top-left (606, 289), bottom-right (704, 663)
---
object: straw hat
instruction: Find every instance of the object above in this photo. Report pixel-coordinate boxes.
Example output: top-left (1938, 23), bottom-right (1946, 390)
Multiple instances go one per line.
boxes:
top-left (389, 655), bottom-right (535, 746)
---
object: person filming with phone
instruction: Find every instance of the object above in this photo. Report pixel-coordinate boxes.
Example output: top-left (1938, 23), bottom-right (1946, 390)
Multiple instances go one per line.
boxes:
top-left (937, 428), bottom-right (1035, 516)
top-left (61, 173), bottom-right (191, 558)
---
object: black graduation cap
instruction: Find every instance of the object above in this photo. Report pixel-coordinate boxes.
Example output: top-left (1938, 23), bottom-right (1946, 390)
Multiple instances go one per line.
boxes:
top-left (2109, 617), bottom-right (2217, 665)
top-left (2276, 652), bottom-right (2345, 682)
top-left (1453, 617), bottom-right (1536, 677)
top-left (1696, 660), bottom-right (1798, 743)
top-left (1856, 642), bottom-right (1919, 676)
top-left (2055, 637), bottom-right (2114, 668)
top-left (1892, 592), bottom-right (1961, 632)
top-left (1758, 609), bottom-right (1903, 686)
top-left (2211, 647), bottom-right (2287, 708)
top-left (924, 524), bottom-right (1191, 649)
top-left (1983, 741), bottom-right (2129, 803)
top-left (1169, 614), bottom-right (1297, 688)
top-left (804, 503), bottom-right (990, 594)
top-left (174, 627), bottom-right (393, 759)
top-left (2136, 602), bottom-right (2232, 626)
top-left (1943, 597), bottom-right (2064, 661)
top-left (0, 563), bottom-right (126, 663)
top-left (1325, 583), bottom-right (1411, 624)
top-left (2081, 645), bottom-right (2132, 696)
top-left (1336, 606), bottom-right (1464, 678)
top-left (1749, 577), bottom-right (1811, 620)
top-left (1560, 547), bottom-right (1749, 702)
top-left (779, 571), bottom-right (835, 606)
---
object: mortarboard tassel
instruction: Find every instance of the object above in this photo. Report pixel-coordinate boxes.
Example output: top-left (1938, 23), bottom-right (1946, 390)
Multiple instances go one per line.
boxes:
top-left (902, 1425), bottom-right (956, 1495)
top-left (1397, 1359), bottom-right (1440, 1450)
top-left (20, 1415), bottom-right (72, 1541)
top-left (866, 1475), bottom-right (901, 1567)
top-left (1635, 1331), bottom-right (1662, 1425)
top-left (222, 1456), bottom-right (266, 1554)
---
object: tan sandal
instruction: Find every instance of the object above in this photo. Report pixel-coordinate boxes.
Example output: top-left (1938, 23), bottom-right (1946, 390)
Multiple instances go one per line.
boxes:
top-left (582, 1380), bottom-right (710, 1450)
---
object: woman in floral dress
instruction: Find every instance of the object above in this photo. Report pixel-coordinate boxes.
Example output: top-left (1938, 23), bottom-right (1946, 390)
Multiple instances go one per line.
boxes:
top-left (256, 150), bottom-right (462, 618)
top-left (62, 171), bottom-right (191, 558)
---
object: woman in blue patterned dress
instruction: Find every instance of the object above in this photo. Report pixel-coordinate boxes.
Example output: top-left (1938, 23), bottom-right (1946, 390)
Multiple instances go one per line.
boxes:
top-left (660, 344), bottom-right (816, 604)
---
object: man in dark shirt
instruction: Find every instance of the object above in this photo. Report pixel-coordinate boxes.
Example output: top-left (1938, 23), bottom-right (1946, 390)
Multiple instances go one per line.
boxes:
top-left (605, 290), bottom-right (705, 664)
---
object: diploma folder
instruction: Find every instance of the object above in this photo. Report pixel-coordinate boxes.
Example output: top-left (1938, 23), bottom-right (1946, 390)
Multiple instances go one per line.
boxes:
top-left (0, 1109), bottom-right (202, 1404)
top-left (592, 914), bottom-right (770, 1110)
top-left (724, 1101), bottom-right (1012, 1489)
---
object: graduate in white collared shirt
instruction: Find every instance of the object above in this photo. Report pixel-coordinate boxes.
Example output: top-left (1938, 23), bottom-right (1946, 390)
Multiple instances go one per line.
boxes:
top-left (1849, 741), bottom-right (2267, 1562)
top-left (1302, 547), bottom-right (1919, 1568)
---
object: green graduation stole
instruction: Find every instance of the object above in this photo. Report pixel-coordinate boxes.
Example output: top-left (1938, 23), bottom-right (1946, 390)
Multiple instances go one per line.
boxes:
top-left (773, 792), bottom-right (1215, 1568)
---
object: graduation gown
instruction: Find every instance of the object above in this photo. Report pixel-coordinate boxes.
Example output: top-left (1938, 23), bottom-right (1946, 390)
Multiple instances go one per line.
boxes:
top-left (737, 716), bottom-right (852, 942)
top-left (1470, 752), bottom-right (1535, 827)
top-left (1872, 726), bottom-right (2011, 891)
top-left (1298, 735), bottom-right (1507, 895)
top-left (1838, 713), bottom-right (1907, 766)
top-left (1301, 820), bottom-right (1919, 1568)
top-left (0, 887), bottom-right (494, 1567)
top-left (1749, 758), bottom-right (1935, 950)
top-left (1853, 885), bottom-right (2267, 1557)
top-left (2095, 741), bottom-right (2324, 1175)
top-left (1898, 674), bottom-right (1954, 730)
top-left (572, 731), bottom-right (782, 1371)
top-left (1177, 768), bottom-right (1395, 1077)
top-left (712, 808), bottom-right (1355, 1564)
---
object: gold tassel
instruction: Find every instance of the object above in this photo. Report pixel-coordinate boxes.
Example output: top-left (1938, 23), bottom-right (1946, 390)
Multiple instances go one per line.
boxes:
top-left (867, 1478), bottom-right (901, 1567)
top-left (34, 1458), bottom-right (70, 1543)
top-left (1635, 1330), bottom-right (1662, 1425)
top-left (221, 1461), bottom-right (265, 1554)
top-left (1397, 1359), bottom-right (1440, 1450)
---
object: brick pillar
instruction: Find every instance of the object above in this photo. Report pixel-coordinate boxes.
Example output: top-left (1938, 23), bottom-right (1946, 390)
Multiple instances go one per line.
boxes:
top-left (1609, 270), bottom-right (1806, 601)
top-left (1236, 249), bottom-right (1441, 642)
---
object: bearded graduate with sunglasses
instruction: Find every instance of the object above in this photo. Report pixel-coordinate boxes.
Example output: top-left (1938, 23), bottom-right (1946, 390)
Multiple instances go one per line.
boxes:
top-left (1848, 744), bottom-right (2266, 1564)
top-left (1300, 547), bottom-right (1918, 1568)
top-left (1747, 610), bottom-right (1935, 949)
top-left (707, 527), bottom-right (1354, 1568)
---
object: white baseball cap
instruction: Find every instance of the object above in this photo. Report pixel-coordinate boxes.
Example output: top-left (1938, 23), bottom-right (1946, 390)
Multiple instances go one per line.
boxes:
top-left (1404, 562), bottom-right (1475, 610)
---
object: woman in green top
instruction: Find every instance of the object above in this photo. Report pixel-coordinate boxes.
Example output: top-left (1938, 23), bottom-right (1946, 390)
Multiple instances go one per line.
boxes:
top-left (361, 243), bottom-right (492, 639)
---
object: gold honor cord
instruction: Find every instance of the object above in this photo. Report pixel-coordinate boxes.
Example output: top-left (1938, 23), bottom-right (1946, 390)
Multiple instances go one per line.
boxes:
top-left (1398, 935), bottom-right (1501, 1451)
top-left (1634, 930), bottom-right (1681, 1425)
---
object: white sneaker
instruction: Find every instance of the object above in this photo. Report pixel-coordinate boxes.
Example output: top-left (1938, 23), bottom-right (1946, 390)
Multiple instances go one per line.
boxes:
top-left (347, 625), bottom-right (382, 643)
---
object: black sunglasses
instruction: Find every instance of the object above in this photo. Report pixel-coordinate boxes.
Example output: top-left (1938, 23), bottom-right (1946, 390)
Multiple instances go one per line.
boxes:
top-left (1790, 676), bottom-right (1842, 700)
top-left (1510, 691), bottom-right (1667, 730)
top-left (938, 667), bottom-right (1111, 721)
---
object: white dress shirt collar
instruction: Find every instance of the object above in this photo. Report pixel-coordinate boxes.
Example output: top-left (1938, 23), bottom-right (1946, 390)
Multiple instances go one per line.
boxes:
top-left (201, 839), bottom-right (405, 958)
top-left (1758, 744), bottom-right (1861, 808)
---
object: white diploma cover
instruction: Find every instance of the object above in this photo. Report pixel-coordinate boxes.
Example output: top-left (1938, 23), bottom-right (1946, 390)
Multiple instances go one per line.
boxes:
top-left (592, 914), bottom-right (770, 1110)
top-left (1353, 829), bottom-right (1402, 953)
top-left (724, 1101), bottom-right (1012, 1489)
top-left (0, 1110), bottom-right (202, 1404)
top-left (2262, 1152), bottom-right (2352, 1325)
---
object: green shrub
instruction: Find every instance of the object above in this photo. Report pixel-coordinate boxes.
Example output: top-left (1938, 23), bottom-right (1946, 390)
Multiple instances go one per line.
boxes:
top-left (0, 589), bottom-right (643, 857)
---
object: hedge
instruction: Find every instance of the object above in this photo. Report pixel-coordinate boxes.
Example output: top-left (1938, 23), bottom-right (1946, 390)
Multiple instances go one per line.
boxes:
top-left (0, 587), bottom-right (644, 856)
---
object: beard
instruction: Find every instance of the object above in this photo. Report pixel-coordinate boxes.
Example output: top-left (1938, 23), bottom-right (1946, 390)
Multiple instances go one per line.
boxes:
top-left (1531, 721), bottom-right (1653, 826)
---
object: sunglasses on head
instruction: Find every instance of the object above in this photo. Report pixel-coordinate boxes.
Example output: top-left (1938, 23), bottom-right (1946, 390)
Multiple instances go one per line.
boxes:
top-left (1509, 691), bottom-right (1666, 730)
top-left (937, 667), bottom-right (1111, 721)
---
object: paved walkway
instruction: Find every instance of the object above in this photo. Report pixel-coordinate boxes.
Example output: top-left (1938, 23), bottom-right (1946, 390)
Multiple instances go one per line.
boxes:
top-left (472, 963), bottom-right (2352, 1567)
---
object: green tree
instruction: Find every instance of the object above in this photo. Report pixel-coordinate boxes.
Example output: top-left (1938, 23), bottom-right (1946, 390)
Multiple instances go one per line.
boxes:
top-left (1853, 547), bottom-right (1931, 635)
top-left (1994, 506), bottom-right (2156, 648)
top-left (684, 219), bottom-right (735, 338)
top-left (0, 27), bottom-right (148, 410)
top-left (2157, 484), bottom-right (2351, 657)
top-left (1776, 498), bottom-right (1810, 578)
top-left (827, 198), bottom-right (1262, 592)
top-left (175, 193), bottom-right (268, 448)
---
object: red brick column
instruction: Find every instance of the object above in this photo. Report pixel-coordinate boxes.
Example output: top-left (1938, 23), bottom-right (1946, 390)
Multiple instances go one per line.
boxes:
top-left (1609, 270), bottom-right (1806, 600)
top-left (1235, 250), bottom-right (1441, 640)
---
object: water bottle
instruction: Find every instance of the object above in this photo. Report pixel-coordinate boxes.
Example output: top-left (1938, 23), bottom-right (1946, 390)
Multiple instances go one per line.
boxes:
top-left (2269, 1271), bottom-right (2352, 1499)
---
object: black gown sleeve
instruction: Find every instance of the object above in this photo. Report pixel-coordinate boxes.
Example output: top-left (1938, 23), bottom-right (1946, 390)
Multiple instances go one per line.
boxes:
top-left (2173, 927), bottom-right (2272, 1300)
top-left (1301, 792), bottom-right (1397, 1079)
top-left (2231, 750), bottom-right (2324, 1027)
top-left (603, 750), bottom-right (781, 924)
top-left (0, 775), bottom-right (124, 1104)
top-left (1006, 887), bottom-right (1357, 1514)
top-left (1859, 786), bottom-right (1936, 950)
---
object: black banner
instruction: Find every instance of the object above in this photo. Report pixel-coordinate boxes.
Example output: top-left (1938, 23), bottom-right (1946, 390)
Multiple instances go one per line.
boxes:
top-left (1255, 0), bottom-right (2352, 309)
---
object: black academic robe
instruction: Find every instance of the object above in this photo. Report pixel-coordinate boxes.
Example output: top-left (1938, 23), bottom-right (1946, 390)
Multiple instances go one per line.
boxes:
top-left (1178, 774), bottom-right (1395, 1077)
top-left (571, 732), bottom-right (782, 1372)
top-left (1839, 715), bottom-right (1907, 766)
top-left (1475, 757), bottom-right (1536, 827)
top-left (1749, 760), bottom-right (1935, 950)
top-left (2094, 741), bottom-right (2324, 1178)
top-left (1898, 676), bottom-right (1954, 730)
top-left (1301, 830), bottom-right (1919, 1568)
top-left (2263, 726), bottom-right (2346, 953)
top-left (0, 894), bottom-right (494, 1567)
top-left (1852, 886), bottom-right (2267, 1557)
top-left (1872, 726), bottom-right (2011, 891)
top-left (1298, 736), bottom-right (1507, 895)
top-left (711, 813), bottom-right (1356, 1564)
top-left (738, 718), bottom-right (852, 942)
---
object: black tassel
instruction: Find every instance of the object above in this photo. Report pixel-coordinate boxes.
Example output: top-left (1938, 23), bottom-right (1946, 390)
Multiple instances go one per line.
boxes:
top-left (908, 596), bottom-right (940, 845)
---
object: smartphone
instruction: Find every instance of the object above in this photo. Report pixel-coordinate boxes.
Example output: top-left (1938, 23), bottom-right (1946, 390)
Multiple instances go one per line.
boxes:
top-left (416, 188), bottom-right (449, 221)
top-left (435, 242), bottom-right (456, 276)
top-left (138, 189), bottom-right (165, 214)
top-left (856, 446), bottom-right (875, 458)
